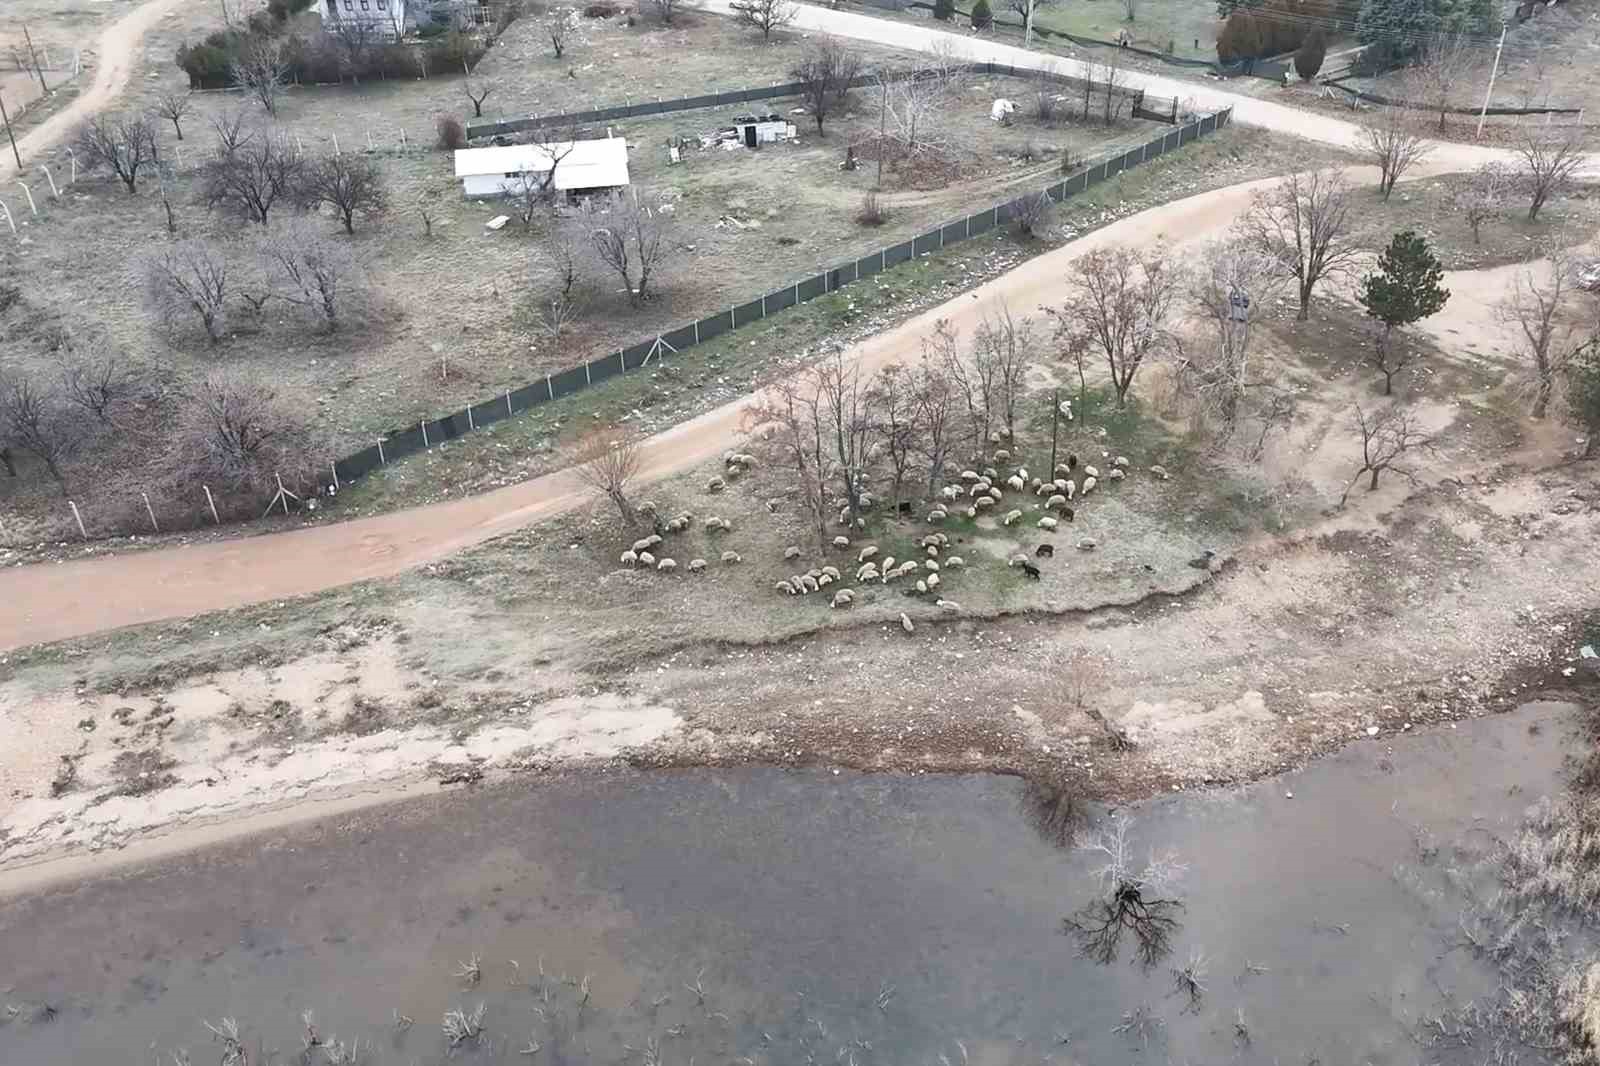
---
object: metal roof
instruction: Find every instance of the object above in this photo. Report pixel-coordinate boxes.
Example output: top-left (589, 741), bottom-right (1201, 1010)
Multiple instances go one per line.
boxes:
top-left (452, 138), bottom-right (630, 190)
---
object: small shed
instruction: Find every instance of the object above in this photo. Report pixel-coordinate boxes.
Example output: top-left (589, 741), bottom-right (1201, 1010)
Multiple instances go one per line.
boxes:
top-left (453, 137), bottom-right (630, 199)
top-left (729, 114), bottom-right (795, 148)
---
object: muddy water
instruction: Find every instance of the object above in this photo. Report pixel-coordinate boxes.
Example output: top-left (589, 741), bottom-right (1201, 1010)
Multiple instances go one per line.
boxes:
top-left (0, 703), bottom-right (1577, 1066)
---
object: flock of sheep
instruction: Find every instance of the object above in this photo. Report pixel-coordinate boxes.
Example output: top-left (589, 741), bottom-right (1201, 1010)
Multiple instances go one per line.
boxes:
top-left (613, 441), bottom-right (1170, 612)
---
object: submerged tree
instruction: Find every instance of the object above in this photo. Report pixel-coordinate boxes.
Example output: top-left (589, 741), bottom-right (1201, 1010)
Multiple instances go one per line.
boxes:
top-left (1062, 813), bottom-right (1187, 969)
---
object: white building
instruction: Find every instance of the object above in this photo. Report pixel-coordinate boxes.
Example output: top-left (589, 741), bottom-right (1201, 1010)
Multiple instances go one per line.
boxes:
top-left (453, 137), bottom-right (631, 199)
top-left (319, 0), bottom-right (409, 37)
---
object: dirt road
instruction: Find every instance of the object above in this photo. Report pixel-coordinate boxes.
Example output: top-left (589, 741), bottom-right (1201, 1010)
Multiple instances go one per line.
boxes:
top-left (0, 0), bottom-right (190, 186)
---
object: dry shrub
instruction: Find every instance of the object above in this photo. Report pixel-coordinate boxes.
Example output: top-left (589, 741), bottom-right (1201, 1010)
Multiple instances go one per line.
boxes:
top-left (1012, 190), bottom-right (1054, 238)
top-left (856, 190), bottom-right (889, 227)
top-left (436, 115), bottom-right (466, 151)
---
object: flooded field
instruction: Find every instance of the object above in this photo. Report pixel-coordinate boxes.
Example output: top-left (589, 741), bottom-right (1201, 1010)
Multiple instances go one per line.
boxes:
top-left (0, 702), bottom-right (1582, 1066)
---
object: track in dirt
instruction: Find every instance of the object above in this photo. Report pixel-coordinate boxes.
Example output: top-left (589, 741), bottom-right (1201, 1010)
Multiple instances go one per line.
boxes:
top-left (0, 6), bottom-right (1582, 653)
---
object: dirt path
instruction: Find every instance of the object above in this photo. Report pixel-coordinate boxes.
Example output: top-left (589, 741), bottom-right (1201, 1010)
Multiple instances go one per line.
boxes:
top-left (0, 0), bottom-right (190, 185)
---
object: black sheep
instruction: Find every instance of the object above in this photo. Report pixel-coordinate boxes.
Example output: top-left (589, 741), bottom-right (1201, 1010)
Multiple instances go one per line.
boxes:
top-left (1067, 453), bottom-right (1079, 471)
top-left (1035, 543), bottom-right (1054, 558)
top-left (1060, 505), bottom-right (1075, 523)
top-left (1021, 560), bottom-right (1042, 580)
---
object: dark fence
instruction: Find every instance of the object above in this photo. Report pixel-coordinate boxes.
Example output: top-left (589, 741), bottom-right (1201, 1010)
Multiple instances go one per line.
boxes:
top-left (467, 59), bottom-right (1165, 139)
top-left (1320, 77), bottom-right (1583, 117)
top-left (332, 107), bottom-right (1233, 488)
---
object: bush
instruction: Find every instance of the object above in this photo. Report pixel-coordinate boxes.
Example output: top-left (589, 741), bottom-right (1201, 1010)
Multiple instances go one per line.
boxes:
top-left (1013, 191), bottom-right (1054, 237)
top-left (933, 0), bottom-right (955, 18)
top-left (437, 114), bottom-right (467, 150)
top-left (583, 2), bottom-right (618, 14)
top-left (1295, 26), bottom-right (1327, 78)
top-left (970, 0), bottom-right (993, 29)
top-left (856, 189), bottom-right (890, 227)
top-left (1215, 9), bottom-right (1263, 61)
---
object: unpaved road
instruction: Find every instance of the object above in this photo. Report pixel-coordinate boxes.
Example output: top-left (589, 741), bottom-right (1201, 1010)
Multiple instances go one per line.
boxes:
top-left (0, 0), bottom-right (190, 185)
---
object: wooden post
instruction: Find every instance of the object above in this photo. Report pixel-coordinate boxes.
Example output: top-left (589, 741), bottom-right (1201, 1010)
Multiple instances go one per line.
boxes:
top-left (22, 25), bottom-right (48, 95)
top-left (421, 421), bottom-right (429, 448)
top-left (276, 473), bottom-right (292, 516)
top-left (377, 439), bottom-right (386, 464)
top-left (330, 460), bottom-right (340, 491)
top-left (69, 500), bottom-right (87, 540)
top-left (142, 492), bottom-right (159, 532)
top-left (204, 485), bottom-right (220, 523)
top-left (0, 92), bottom-right (20, 170)
top-left (505, 390), bottom-right (513, 417)
top-left (1049, 388), bottom-right (1059, 475)
top-left (467, 404), bottom-right (475, 431)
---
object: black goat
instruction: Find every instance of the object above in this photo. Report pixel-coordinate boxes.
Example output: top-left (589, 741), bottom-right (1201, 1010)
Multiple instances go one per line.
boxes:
top-left (1021, 560), bottom-right (1041, 580)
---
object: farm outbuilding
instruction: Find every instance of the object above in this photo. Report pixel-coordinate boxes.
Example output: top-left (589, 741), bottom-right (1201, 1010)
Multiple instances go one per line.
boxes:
top-left (453, 137), bottom-right (631, 199)
top-left (729, 114), bottom-right (796, 147)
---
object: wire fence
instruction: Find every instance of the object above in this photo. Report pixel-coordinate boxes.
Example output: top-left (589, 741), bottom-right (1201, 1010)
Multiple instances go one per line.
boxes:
top-left (467, 60), bottom-right (1174, 139)
top-left (1317, 77), bottom-right (1584, 118)
top-left (327, 107), bottom-right (1232, 490)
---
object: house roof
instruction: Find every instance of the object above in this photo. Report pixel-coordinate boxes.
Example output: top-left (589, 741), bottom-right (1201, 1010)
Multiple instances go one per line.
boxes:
top-left (453, 138), bottom-right (630, 190)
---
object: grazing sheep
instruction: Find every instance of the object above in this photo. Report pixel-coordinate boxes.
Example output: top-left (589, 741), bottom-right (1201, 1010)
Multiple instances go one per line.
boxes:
top-left (960, 469), bottom-right (981, 483)
top-left (965, 507), bottom-right (978, 519)
top-left (943, 460), bottom-right (961, 477)
top-left (1077, 538), bottom-right (1098, 551)
top-left (1030, 477), bottom-right (1044, 492)
top-left (968, 481), bottom-right (988, 498)
top-left (944, 555), bottom-right (965, 568)
top-left (881, 556), bottom-right (896, 572)
top-left (1006, 475), bottom-right (1025, 492)
top-left (1036, 543), bottom-right (1054, 558)
top-left (1020, 560), bottom-right (1041, 580)
top-left (928, 508), bottom-right (948, 523)
top-left (941, 485), bottom-right (961, 501)
top-left (857, 563), bottom-right (880, 582)
top-left (859, 492), bottom-right (875, 509)
top-left (926, 572), bottom-right (940, 589)
top-left (688, 558), bottom-right (707, 573)
top-left (1067, 453), bottom-right (1079, 471)
top-left (988, 431), bottom-right (1004, 445)
top-left (638, 501), bottom-right (659, 519)
top-left (784, 546), bottom-right (801, 559)
top-left (666, 515), bottom-right (691, 534)
top-left (982, 466), bottom-right (998, 481)
top-left (721, 550), bottom-right (743, 564)
top-left (1058, 400), bottom-right (1073, 418)
top-left (987, 487), bottom-right (1003, 502)
top-left (936, 599), bottom-right (961, 611)
top-left (800, 574), bottom-right (820, 593)
top-left (1035, 482), bottom-right (1051, 497)
top-left (1114, 456), bottom-right (1130, 468)
top-left (1003, 509), bottom-right (1023, 526)
top-left (932, 533), bottom-right (950, 546)
top-left (1038, 516), bottom-right (1059, 531)
top-left (896, 560), bottom-right (920, 577)
top-left (1081, 476), bottom-right (1097, 496)
top-left (707, 477), bottom-right (726, 494)
top-left (832, 589), bottom-right (855, 608)
top-left (631, 534), bottom-right (662, 553)
top-left (1064, 481), bottom-right (1077, 501)
top-left (832, 535), bottom-right (851, 549)
top-left (925, 559), bottom-right (940, 572)
top-left (1107, 468), bottom-right (1126, 481)
top-left (639, 550), bottom-right (657, 567)
top-left (838, 508), bottom-right (851, 527)
top-left (858, 545), bottom-right (879, 563)
top-left (1054, 463), bottom-right (1072, 479)
top-left (821, 565), bottom-right (841, 581)
top-left (994, 448), bottom-right (1011, 462)
top-left (974, 496), bottom-right (996, 510)
top-left (774, 580), bottom-right (793, 595)
top-left (1008, 553), bottom-right (1030, 568)
top-left (926, 545), bottom-right (940, 558)
top-left (1016, 466), bottom-right (1029, 482)
top-left (916, 579), bottom-right (928, 594)
top-left (900, 613), bottom-right (915, 633)
top-left (1045, 493), bottom-right (1067, 511)
top-left (657, 558), bottom-right (678, 572)
top-left (1149, 464), bottom-right (1170, 480)
top-left (1084, 465), bottom-right (1100, 479)
top-left (818, 573), bottom-right (834, 588)
top-left (704, 516), bottom-right (733, 532)
top-left (620, 550), bottom-right (639, 566)
top-left (733, 452), bottom-right (758, 468)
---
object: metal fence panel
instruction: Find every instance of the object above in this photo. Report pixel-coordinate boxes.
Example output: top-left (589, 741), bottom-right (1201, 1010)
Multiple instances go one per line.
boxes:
top-left (856, 253), bottom-right (883, 280)
top-left (470, 397), bottom-right (510, 429)
top-left (662, 324), bottom-right (698, 352)
top-left (883, 240), bottom-right (914, 269)
top-left (433, 412), bottom-right (469, 440)
top-left (828, 262), bottom-right (858, 290)
top-left (1179, 123), bottom-right (1196, 145)
top-left (941, 220), bottom-right (967, 246)
top-left (696, 310), bottom-right (734, 343)
top-left (912, 231), bottom-right (941, 257)
top-left (764, 284), bottom-right (798, 314)
top-left (510, 382), bottom-right (548, 411)
top-left (335, 446), bottom-right (384, 484)
top-left (588, 350), bottom-right (626, 384)
top-left (1063, 171), bottom-right (1088, 196)
top-left (797, 273), bottom-right (827, 302)
top-left (1107, 155), bottom-right (1127, 178)
top-left (732, 298), bottom-right (765, 329)
top-left (968, 207), bottom-right (997, 236)
top-left (622, 340), bottom-right (655, 370)
top-left (385, 424), bottom-right (426, 458)
top-left (1123, 147), bottom-right (1143, 172)
top-left (549, 365), bottom-right (588, 400)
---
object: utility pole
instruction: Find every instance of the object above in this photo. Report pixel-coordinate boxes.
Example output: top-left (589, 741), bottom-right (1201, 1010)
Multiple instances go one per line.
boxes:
top-left (876, 78), bottom-right (887, 188)
top-left (1025, 0), bottom-right (1035, 47)
top-left (21, 25), bottom-right (48, 95)
top-left (0, 92), bottom-right (20, 170)
top-left (1048, 387), bottom-right (1059, 474)
top-left (1475, 23), bottom-right (1507, 140)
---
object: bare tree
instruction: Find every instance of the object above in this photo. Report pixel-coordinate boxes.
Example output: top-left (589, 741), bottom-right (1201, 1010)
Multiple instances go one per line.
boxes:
top-left (165, 372), bottom-right (327, 502)
top-left (879, 63), bottom-right (963, 157)
top-left (541, 221), bottom-right (584, 298)
top-left (1403, 32), bottom-right (1474, 134)
top-left (60, 352), bottom-right (135, 424)
top-left (974, 303), bottom-right (1034, 442)
top-left (146, 239), bottom-right (229, 343)
top-left (648, 0), bottom-right (678, 23)
top-left (868, 363), bottom-right (919, 511)
top-left (0, 375), bottom-right (80, 491)
top-left (1003, 0), bottom-right (1056, 39)
top-left (1012, 190), bottom-right (1054, 238)
top-left (232, 35), bottom-right (290, 116)
top-left (151, 89), bottom-right (193, 141)
top-left (730, 0), bottom-right (797, 39)
top-left (1357, 105), bottom-right (1430, 200)
top-left (567, 426), bottom-right (644, 527)
top-left (463, 79), bottom-right (494, 117)
top-left (260, 226), bottom-right (359, 331)
top-left (586, 193), bottom-right (671, 305)
top-left (1185, 238), bottom-right (1282, 433)
top-left (746, 373), bottom-right (831, 547)
top-left (300, 152), bottom-right (388, 234)
top-left (817, 347), bottom-right (876, 527)
top-left (74, 113), bottom-right (158, 194)
top-left (1447, 162), bottom-right (1507, 244)
top-left (1515, 126), bottom-right (1587, 222)
top-left (1059, 246), bottom-right (1180, 407)
top-left (325, 15), bottom-right (382, 81)
top-left (931, 319), bottom-right (997, 455)
top-left (1237, 169), bottom-right (1359, 321)
top-left (1100, 51), bottom-right (1127, 127)
top-left (790, 40), bottom-right (858, 134)
top-left (912, 348), bottom-right (959, 496)
top-left (547, 16), bottom-right (567, 57)
top-left (1063, 813), bottom-right (1187, 969)
top-left (531, 290), bottom-right (584, 343)
top-left (202, 132), bottom-right (305, 225)
top-left (1340, 403), bottom-right (1434, 505)
top-left (1499, 249), bottom-right (1597, 420)
top-left (210, 108), bottom-right (257, 154)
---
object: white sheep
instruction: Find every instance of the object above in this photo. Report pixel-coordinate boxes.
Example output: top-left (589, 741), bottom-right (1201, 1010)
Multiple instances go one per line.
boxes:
top-left (966, 506), bottom-right (978, 519)
top-left (657, 557), bottom-right (678, 572)
top-left (832, 535), bottom-right (850, 549)
top-left (881, 555), bottom-right (896, 572)
top-left (941, 485), bottom-right (961, 501)
top-left (857, 563), bottom-right (880, 582)
top-left (896, 560), bottom-right (919, 578)
top-left (1002, 509), bottom-right (1023, 526)
top-left (916, 579), bottom-right (928, 594)
top-left (620, 550), bottom-right (639, 566)
top-left (1038, 516), bottom-right (1058, 531)
top-left (706, 477), bottom-right (726, 494)
top-left (1064, 480), bottom-right (1077, 500)
top-left (928, 508), bottom-right (948, 523)
top-left (987, 487), bottom-right (1003, 502)
top-left (988, 431), bottom-right (1003, 445)
top-left (859, 492), bottom-right (875, 509)
top-left (639, 550), bottom-right (657, 567)
top-left (1077, 538), bottom-right (1098, 551)
top-left (960, 469), bottom-right (980, 483)
top-left (994, 448), bottom-right (1011, 462)
top-left (974, 496), bottom-right (996, 510)
top-left (1030, 477), bottom-right (1043, 492)
top-left (818, 573), bottom-right (834, 588)
top-left (721, 551), bottom-right (742, 564)
top-left (926, 545), bottom-right (940, 558)
top-left (632, 534), bottom-right (662, 553)
top-left (926, 573), bottom-right (940, 589)
top-left (1149, 464), bottom-right (1170, 480)
top-left (1017, 466), bottom-right (1029, 482)
top-left (688, 558), bottom-right (707, 573)
top-left (925, 559), bottom-right (940, 572)
top-left (1107, 468), bottom-right (1126, 481)
top-left (944, 555), bottom-right (965, 568)
top-left (1081, 476), bottom-right (1097, 495)
top-left (821, 565), bottom-right (841, 581)
top-left (832, 589), bottom-right (855, 609)
top-left (968, 481), bottom-right (988, 498)
top-left (1054, 463), bottom-right (1072, 479)
top-left (800, 574), bottom-right (820, 593)
top-left (784, 545), bottom-right (801, 560)
top-left (1008, 553), bottom-right (1029, 567)
top-left (1083, 465), bottom-right (1100, 479)
top-left (1045, 493), bottom-right (1067, 511)
top-left (1114, 456), bottom-right (1129, 468)
top-left (1006, 475), bottom-right (1025, 492)
top-left (936, 599), bottom-right (961, 611)
top-left (900, 613), bottom-right (915, 633)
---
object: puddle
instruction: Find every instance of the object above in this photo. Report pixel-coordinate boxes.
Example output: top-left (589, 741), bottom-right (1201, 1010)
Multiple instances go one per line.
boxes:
top-left (0, 702), bottom-right (1579, 1065)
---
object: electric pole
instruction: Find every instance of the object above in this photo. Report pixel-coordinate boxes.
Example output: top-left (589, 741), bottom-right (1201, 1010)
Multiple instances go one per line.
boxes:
top-left (0, 92), bottom-right (20, 170)
top-left (1475, 23), bottom-right (1507, 140)
top-left (876, 78), bottom-right (887, 188)
top-left (22, 24), bottom-right (48, 95)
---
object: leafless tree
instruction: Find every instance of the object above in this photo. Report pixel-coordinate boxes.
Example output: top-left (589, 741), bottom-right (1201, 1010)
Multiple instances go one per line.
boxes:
top-left (790, 40), bottom-right (859, 134)
top-left (1184, 238), bottom-right (1283, 433)
top-left (201, 132), bottom-right (305, 225)
top-left (1063, 813), bottom-right (1187, 969)
top-left (868, 363), bottom-right (919, 511)
top-left (531, 290), bottom-right (584, 343)
top-left (879, 51), bottom-right (967, 157)
top-left (1515, 126), bottom-right (1587, 222)
top-left (1003, 0), bottom-right (1056, 38)
top-left (1237, 169), bottom-right (1359, 321)
top-left (974, 303), bottom-right (1034, 442)
top-left (648, 0), bottom-right (678, 23)
top-left (1358, 106), bottom-right (1430, 200)
top-left (541, 222), bottom-right (584, 298)
top-left (151, 89), bottom-right (194, 141)
top-left (463, 79), bottom-right (494, 117)
top-left (1403, 32), bottom-right (1474, 133)
top-left (1447, 162), bottom-right (1508, 244)
top-left (547, 16), bottom-right (567, 57)
top-left (209, 108), bottom-right (256, 155)
top-left (929, 320), bottom-right (996, 455)
top-left (164, 372), bottom-right (327, 502)
top-left (0, 375), bottom-right (80, 491)
top-left (146, 239), bottom-right (229, 343)
top-left (817, 347), bottom-right (876, 527)
top-left (1059, 246), bottom-right (1180, 407)
top-left (418, 199), bottom-right (437, 237)
top-left (74, 113), bottom-right (158, 194)
top-left (746, 373), bottom-right (831, 547)
top-left (232, 35), bottom-right (290, 116)
top-left (1498, 248), bottom-right (1597, 420)
top-left (730, 0), bottom-right (797, 38)
top-left (260, 226), bottom-right (360, 331)
top-left (567, 426), bottom-right (644, 527)
top-left (300, 152), bottom-right (388, 234)
top-left (325, 15), bottom-right (382, 80)
top-left (911, 349), bottom-right (959, 496)
top-left (1100, 51), bottom-right (1128, 127)
top-left (60, 353), bottom-right (135, 424)
top-left (1012, 190), bottom-right (1054, 238)
top-left (586, 193), bottom-right (671, 305)
top-left (1078, 61), bottom-right (1097, 122)
top-left (1340, 403), bottom-right (1434, 505)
